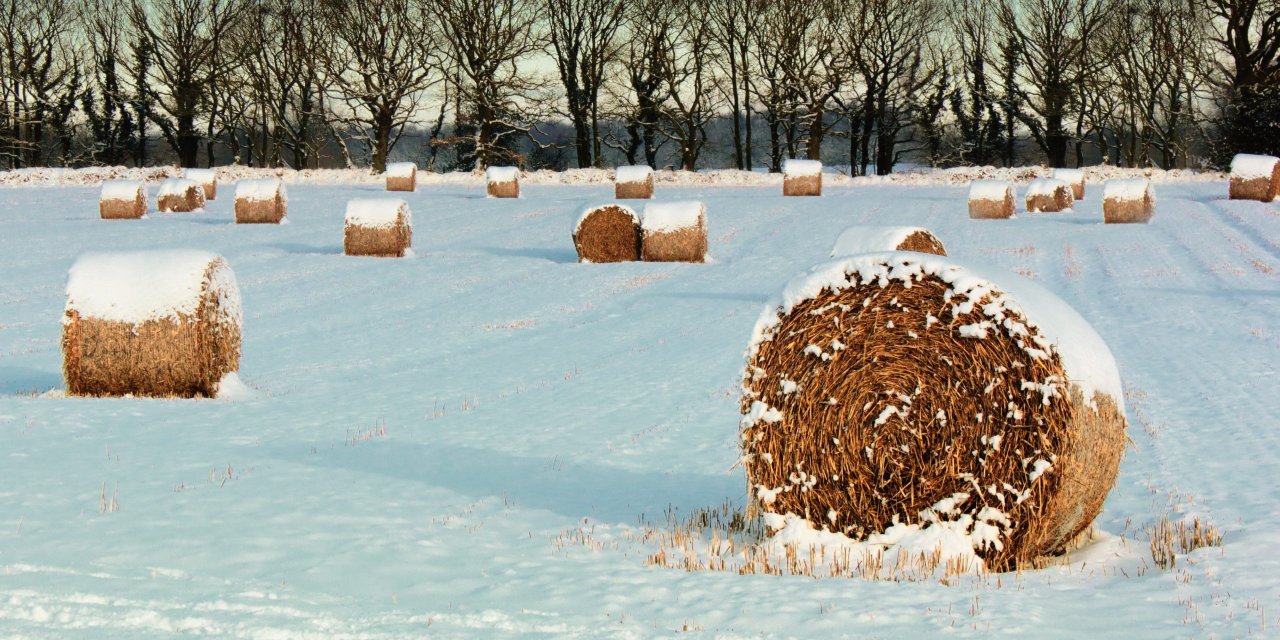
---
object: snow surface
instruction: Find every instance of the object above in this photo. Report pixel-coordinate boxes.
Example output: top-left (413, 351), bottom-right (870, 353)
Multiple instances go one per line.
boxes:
top-left (385, 162), bottom-right (416, 178)
top-left (485, 166), bottom-right (519, 183)
top-left (829, 226), bottom-right (934, 258)
top-left (157, 178), bottom-right (199, 197)
top-left (1230, 153), bottom-right (1279, 179)
top-left (574, 203), bottom-right (638, 235)
top-left (345, 198), bottom-right (411, 229)
top-left (1027, 177), bottom-right (1072, 197)
top-left (99, 180), bottom-right (143, 201)
top-left (184, 169), bottom-right (215, 184)
top-left (1104, 178), bottom-right (1154, 202)
top-left (641, 200), bottom-right (704, 233)
top-left (235, 178), bottom-right (285, 203)
top-left (64, 250), bottom-right (239, 325)
top-left (614, 165), bottom-right (652, 183)
top-left (1053, 168), bottom-right (1085, 184)
top-left (969, 179), bottom-right (1013, 201)
top-left (783, 159), bottom-right (823, 176)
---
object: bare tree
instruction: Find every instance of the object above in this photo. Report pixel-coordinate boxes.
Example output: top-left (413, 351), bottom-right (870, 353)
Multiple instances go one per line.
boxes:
top-left (946, 0), bottom-right (1008, 166)
top-left (603, 0), bottom-right (672, 167)
top-left (545, 0), bottom-right (625, 168)
top-left (708, 0), bottom-right (761, 170)
top-left (1201, 0), bottom-right (1280, 160)
top-left (651, 0), bottom-right (720, 170)
top-left (0, 0), bottom-right (79, 167)
top-left (80, 0), bottom-right (138, 166)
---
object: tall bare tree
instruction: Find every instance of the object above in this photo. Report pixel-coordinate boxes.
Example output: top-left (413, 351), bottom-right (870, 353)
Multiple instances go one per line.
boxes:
top-left (1201, 0), bottom-right (1280, 160)
top-left (0, 0), bottom-right (79, 167)
top-left (545, 0), bottom-right (625, 168)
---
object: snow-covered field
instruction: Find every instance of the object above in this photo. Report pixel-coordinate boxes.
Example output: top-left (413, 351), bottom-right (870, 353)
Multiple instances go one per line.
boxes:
top-left (1, 170), bottom-right (1277, 637)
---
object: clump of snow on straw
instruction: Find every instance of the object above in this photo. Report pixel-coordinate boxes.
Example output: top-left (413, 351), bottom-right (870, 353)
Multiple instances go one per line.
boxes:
top-left (235, 178), bottom-right (286, 204)
top-left (783, 159), bottom-right (823, 176)
top-left (1026, 178), bottom-right (1070, 197)
top-left (345, 198), bottom-right (411, 230)
top-left (386, 162), bottom-right (416, 178)
top-left (157, 178), bottom-right (199, 197)
top-left (100, 180), bottom-right (143, 201)
top-left (1104, 178), bottom-right (1155, 203)
top-left (829, 226), bottom-right (931, 258)
top-left (65, 250), bottom-right (242, 326)
top-left (615, 165), bottom-right (653, 183)
top-left (968, 180), bottom-right (1013, 200)
top-left (486, 166), bottom-right (520, 182)
top-left (642, 201), bottom-right (705, 233)
top-left (1230, 154), bottom-right (1279, 179)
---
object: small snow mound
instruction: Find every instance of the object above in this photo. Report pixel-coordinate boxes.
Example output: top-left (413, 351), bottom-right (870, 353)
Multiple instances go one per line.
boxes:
top-left (214, 373), bottom-right (258, 401)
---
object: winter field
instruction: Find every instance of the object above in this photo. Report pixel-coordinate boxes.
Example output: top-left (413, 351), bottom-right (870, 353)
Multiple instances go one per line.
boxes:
top-left (0, 167), bottom-right (1277, 637)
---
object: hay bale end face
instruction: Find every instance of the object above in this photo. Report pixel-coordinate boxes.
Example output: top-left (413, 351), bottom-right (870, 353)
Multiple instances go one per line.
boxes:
top-left (486, 166), bottom-right (520, 198)
top-left (1103, 179), bottom-right (1155, 224)
top-left (1229, 154), bottom-right (1280, 201)
top-left (968, 181), bottom-right (1016, 219)
top-left (742, 253), bottom-right (1127, 571)
top-left (344, 198), bottom-right (413, 257)
top-left (1052, 168), bottom-right (1085, 201)
top-left (185, 168), bottom-right (217, 200)
top-left (615, 165), bottom-right (655, 199)
top-left (99, 180), bottom-right (147, 219)
top-left (782, 159), bottom-right (823, 196)
top-left (1025, 178), bottom-right (1074, 213)
top-left (234, 179), bottom-right (288, 224)
top-left (829, 226), bottom-right (947, 258)
top-left (574, 204), bottom-right (641, 263)
top-left (156, 178), bottom-right (206, 213)
top-left (641, 201), bottom-right (707, 263)
top-left (62, 250), bottom-right (242, 398)
top-left (386, 162), bottom-right (417, 192)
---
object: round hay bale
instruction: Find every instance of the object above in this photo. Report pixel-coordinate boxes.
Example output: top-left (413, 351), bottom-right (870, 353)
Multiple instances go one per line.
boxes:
top-left (156, 178), bottom-right (206, 213)
top-left (641, 201), bottom-right (707, 263)
top-left (1229, 154), bottom-right (1280, 201)
top-left (234, 179), bottom-right (287, 224)
top-left (615, 165), bottom-right (655, 199)
top-left (62, 250), bottom-right (242, 398)
top-left (1103, 179), bottom-right (1155, 224)
top-left (1025, 178), bottom-right (1074, 213)
top-left (741, 253), bottom-right (1127, 571)
top-left (185, 168), bottom-right (217, 200)
top-left (486, 166), bottom-right (520, 198)
top-left (99, 180), bottom-right (147, 219)
top-left (1052, 168), bottom-right (1085, 201)
top-left (344, 198), bottom-right (413, 257)
top-left (386, 162), bottom-right (417, 192)
top-left (783, 159), bottom-right (823, 196)
top-left (968, 181), bottom-right (1015, 219)
top-left (830, 226), bottom-right (947, 258)
top-left (574, 203), bottom-right (641, 263)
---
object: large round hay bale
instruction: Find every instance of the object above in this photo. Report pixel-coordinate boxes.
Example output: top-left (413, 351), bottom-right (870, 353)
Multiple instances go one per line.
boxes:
top-left (1229, 154), bottom-right (1280, 201)
top-left (830, 226), bottom-right (946, 258)
top-left (99, 180), bottom-right (147, 219)
top-left (1025, 178), bottom-right (1074, 213)
top-left (741, 253), bottom-right (1126, 571)
top-left (615, 165), bottom-right (655, 199)
top-left (574, 203), bottom-right (641, 262)
top-left (783, 159), bottom-right (822, 196)
top-left (1103, 179), bottom-right (1155, 224)
top-left (156, 178), bottom-right (206, 213)
top-left (62, 250), bottom-right (242, 398)
top-left (344, 198), bottom-right (413, 257)
top-left (1052, 168), bottom-right (1085, 201)
top-left (386, 162), bottom-right (417, 192)
top-left (486, 166), bottom-right (520, 198)
top-left (641, 201), bottom-right (707, 263)
top-left (968, 181), bottom-right (1015, 219)
top-left (234, 179), bottom-right (287, 224)
top-left (185, 168), bottom-right (217, 200)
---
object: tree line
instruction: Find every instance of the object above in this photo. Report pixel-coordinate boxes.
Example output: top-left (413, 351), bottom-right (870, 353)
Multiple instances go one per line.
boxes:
top-left (2, 0), bottom-right (1279, 174)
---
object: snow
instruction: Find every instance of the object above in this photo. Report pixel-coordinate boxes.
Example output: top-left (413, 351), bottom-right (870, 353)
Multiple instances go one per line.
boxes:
top-left (235, 178), bottom-right (285, 203)
top-left (157, 178), bottom-right (199, 197)
top-left (344, 198), bottom-right (410, 229)
top-left (1053, 168), bottom-right (1085, 184)
top-left (614, 165), bottom-right (652, 183)
top-left (1230, 153), bottom-right (1279, 179)
top-left (385, 162), bottom-right (416, 178)
top-left (829, 226), bottom-right (935, 258)
top-left (574, 202), bottom-right (638, 235)
top-left (64, 250), bottom-right (239, 325)
top-left (485, 166), bottom-right (520, 183)
top-left (641, 200), bottom-right (704, 233)
top-left (184, 169), bottom-right (215, 183)
top-left (783, 159), bottom-right (823, 176)
top-left (1104, 178), bottom-right (1154, 202)
top-left (969, 179), bottom-right (1013, 201)
top-left (1027, 177), bottom-right (1071, 197)
top-left (100, 180), bottom-right (143, 201)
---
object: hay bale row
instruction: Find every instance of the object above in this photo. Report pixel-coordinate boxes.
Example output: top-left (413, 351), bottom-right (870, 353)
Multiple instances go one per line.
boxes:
top-left (968, 181), bottom-right (1016, 219)
top-left (157, 178), bottom-right (205, 213)
top-left (615, 165), bottom-right (655, 199)
top-left (185, 168), bottom-right (217, 200)
top-left (100, 180), bottom-right (148, 219)
top-left (783, 159), bottom-right (823, 197)
top-left (234, 179), bottom-right (287, 224)
top-left (344, 198), bottom-right (413, 257)
top-left (386, 162), bottom-right (417, 192)
top-left (486, 166), bottom-right (520, 198)
top-left (1102, 178), bottom-right (1155, 224)
top-left (1229, 154), bottom-right (1280, 201)
top-left (741, 252), bottom-right (1127, 571)
top-left (829, 226), bottom-right (947, 258)
top-left (1025, 178), bottom-right (1074, 213)
top-left (62, 250), bottom-right (241, 398)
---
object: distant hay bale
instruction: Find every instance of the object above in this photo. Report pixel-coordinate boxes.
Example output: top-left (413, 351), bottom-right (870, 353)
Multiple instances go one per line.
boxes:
top-left (1025, 178), bottom-right (1074, 213)
top-left (615, 165), bottom-right (655, 199)
top-left (1052, 168), bottom-right (1085, 201)
top-left (486, 166), bottom-right (520, 198)
top-left (1103, 179), bottom-right (1156, 224)
top-left (99, 180), bottom-right (147, 219)
top-left (344, 198), bottom-right (413, 257)
top-left (234, 179), bottom-right (287, 224)
top-left (386, 162), bottom-right (417, 192)
top-left (62, 250), bottom-right (242, 398)
top-left (185, 168), bottom-right (217, 200)
top-left (574, 204), bottom-right (641, 263)
top-left (829, 226), bottom-right (947, 258)
top-left (782, 159), bottom-right (822, 196)
top-left (156, 178), bottom-right (206, 213)
top-left (741, 253), bottom-right (1127, 571)
top-left (1229, 154), bottom-right (1280, 201)
top-left (968, 181), bottom-right (1016, 219)
top-left (641, 201), bottom-right (707, 263)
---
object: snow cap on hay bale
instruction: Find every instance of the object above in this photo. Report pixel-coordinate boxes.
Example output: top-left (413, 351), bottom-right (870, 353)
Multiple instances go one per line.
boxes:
top-left (968, 180), bottom-right (1016, 219)
top-left (185, 168), bottom-right (217, 200)
top-left (574, 203), bottom-right (641, 263)
top-left (1025, 178), bottom-right (1074, 213)
top-left (99, 180), bottom-right (147, 219)
top-left (62, 250), bottom-right (241, 398)
top-left (830, 226), bottom-right (947, 258)
top-left (783, 159), bottom-right (823, 196)
top-left (1103, 179), bottom-right (1155, 224)
top-left (344, 198), bottom-right (413, 257)
top-left (486, 166), bottom-right (520, 198)
top-left (741, 252), bottom-right (1127, 571)
top-left (234, 178), bottom-right (287, 224)
top-left (156, 178), bottom-right (206, 213)
top-left (386, 162), bottom-right (417, 192)
top-left (641, 200), bottom-right (707, 263)
top-left (615, 165), bottom-right (655, 199)
top-left (1229, 153), bottom-right (1280, 201)
top-left (1052, 168), bottom-right (1085, 201)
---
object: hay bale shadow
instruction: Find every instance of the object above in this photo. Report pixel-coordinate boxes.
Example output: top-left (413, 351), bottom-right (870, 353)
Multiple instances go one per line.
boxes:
top-left (0, 367), bottom-right (61, 395)
top-left (475, 245), bottom-right (579, 264)
top-left (267, 242), bottom-right (344, 255)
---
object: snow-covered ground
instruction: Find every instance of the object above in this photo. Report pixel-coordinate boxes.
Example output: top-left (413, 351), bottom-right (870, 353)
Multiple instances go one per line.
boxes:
top-left (1, 170), bottom-right (1277, 637)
